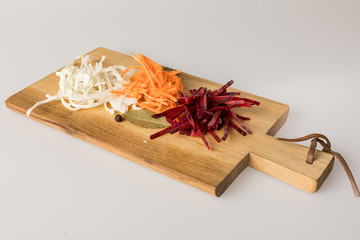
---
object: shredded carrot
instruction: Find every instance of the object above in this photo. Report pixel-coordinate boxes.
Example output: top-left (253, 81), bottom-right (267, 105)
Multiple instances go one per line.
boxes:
top-left (111, 53), bottom-right (183, 113)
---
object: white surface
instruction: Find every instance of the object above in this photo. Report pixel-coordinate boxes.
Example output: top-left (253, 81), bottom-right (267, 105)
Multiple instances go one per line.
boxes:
top-left (1, 0), bottom-right (359, 239)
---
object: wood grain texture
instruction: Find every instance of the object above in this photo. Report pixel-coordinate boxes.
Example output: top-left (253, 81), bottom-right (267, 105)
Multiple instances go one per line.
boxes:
top-left (5, 47), bottom-right (334, 196)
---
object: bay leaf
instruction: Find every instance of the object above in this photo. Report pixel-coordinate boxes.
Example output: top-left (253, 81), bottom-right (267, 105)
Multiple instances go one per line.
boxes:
top-left (124, 109), bottom-right (171, 129)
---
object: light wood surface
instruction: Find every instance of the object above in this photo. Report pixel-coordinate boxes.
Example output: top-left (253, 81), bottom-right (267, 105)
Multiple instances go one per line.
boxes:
top-left (5, 47), bottom-right (334, 196)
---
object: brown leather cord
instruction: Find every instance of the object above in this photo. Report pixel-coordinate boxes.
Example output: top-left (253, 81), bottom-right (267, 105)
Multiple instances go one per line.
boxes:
top-left (277, 133), bottom-right (360, 197)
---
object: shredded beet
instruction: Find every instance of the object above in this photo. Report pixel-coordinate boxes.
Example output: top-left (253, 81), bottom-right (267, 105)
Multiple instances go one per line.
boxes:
top-left (150, 80), bottom-right (260, 150)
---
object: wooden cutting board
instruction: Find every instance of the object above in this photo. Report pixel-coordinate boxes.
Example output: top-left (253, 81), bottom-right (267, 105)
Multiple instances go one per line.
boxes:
top-left (5, 47), bottom-right (334, 197)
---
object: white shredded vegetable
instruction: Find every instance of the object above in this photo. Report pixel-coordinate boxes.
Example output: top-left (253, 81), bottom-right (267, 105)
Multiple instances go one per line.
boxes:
top-left (26, 54), bottom-right (139, 117)
top-left (109, 95), bottom-right (142, 114)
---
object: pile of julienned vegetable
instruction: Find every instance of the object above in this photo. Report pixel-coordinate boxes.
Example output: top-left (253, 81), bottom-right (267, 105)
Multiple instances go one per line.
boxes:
top-left (111, 53), bottom-right (183, 113)
top-left (27, 51), bottom-right (260, 150)
top-left (150, 80), bottom-right (260, 150)
top-left (26, 54), bottom-right (140, 117)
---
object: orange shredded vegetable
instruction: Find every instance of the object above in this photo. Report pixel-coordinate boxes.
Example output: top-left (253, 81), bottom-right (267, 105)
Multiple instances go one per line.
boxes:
top-left (111, 53), bottom-right (183, 113)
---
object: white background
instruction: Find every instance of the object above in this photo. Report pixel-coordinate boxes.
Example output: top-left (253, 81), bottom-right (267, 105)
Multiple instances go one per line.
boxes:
top-left (1, 0), bottom-right (359, 239)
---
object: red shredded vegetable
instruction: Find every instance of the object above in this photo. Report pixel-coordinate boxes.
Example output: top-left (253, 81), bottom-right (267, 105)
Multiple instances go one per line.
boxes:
top-left (150, 80), bottom-right (260, 150)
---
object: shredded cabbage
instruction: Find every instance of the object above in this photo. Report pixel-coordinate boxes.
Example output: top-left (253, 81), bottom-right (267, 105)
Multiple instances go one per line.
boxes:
top-left (26, 54), bottom-right (139, 117)
top-left (109, 95), bottom-right (142, 114)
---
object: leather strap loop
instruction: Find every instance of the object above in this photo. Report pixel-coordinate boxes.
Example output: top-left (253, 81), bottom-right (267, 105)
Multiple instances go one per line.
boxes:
top-left (278, 133), bottom-right (359, 197)
top-left (306, 138), bottom-right (318, 164)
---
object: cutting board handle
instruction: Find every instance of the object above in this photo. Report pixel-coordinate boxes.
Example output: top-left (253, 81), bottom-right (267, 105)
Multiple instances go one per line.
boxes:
top-left (247, 134), bottom-right (334, 193)
top-left (277, 133), bottom-right (360, 197)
